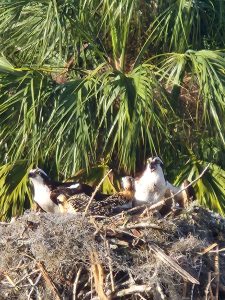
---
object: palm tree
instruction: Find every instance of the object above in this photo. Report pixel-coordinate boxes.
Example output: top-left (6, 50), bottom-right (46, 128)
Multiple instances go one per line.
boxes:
top-left (0, 0), bottom-right (224, 220)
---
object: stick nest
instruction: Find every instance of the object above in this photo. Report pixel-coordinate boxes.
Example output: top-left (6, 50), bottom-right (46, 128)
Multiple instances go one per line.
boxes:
top-left (1, 203), bottom-right (225, 300)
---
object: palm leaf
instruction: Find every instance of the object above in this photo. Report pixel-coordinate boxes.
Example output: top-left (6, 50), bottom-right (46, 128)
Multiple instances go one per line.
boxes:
top-left (0, 161), bottom-right (32, 220)
top-left (175, 156), bottom-right (225, 215)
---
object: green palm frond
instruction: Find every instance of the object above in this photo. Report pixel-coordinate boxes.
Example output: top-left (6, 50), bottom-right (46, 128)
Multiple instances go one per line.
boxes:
top-left (175, 156), bottom-right (225, 215)
top-left (0, 161), bottom-right (32, 220)
top-left (0, 1), bottom-right (225, 219)
top-left (187, 50), bottom-right (225, 144)
top-left (0, 0), bottom-right (106, 68)
top-left (157, 50), bottom-right (225, 145)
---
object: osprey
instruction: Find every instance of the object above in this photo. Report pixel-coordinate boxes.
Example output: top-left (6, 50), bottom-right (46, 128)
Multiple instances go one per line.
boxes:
top-left (101, 175), bottom-right (135, 213)
top-left (57, 176), bottom-right (135, 216)
top-left (134, 157), bottom-right (167, 205)
top-left (28, 168), bottom-right (106, 213)
top-left (134, 157), bottom-right (196, 208)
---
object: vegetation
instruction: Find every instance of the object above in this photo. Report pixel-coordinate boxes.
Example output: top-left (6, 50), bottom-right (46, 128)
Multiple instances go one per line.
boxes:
top-left (0, 0), bottom-right (224, 220)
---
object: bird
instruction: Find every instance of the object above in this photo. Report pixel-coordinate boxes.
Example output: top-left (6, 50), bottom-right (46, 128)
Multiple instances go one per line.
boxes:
top-left (57, 176), bottom-right (135, 216)
top-left (28, 168), bottom-right (107, 213)
top-left (57, 193), bottom-right (91, 214)
top-left (165, 180), bottom-right (196, 208)
top-left (99, 176), bottom-right (135, 213)
top-left (134, 157), bottom-right (167, 206)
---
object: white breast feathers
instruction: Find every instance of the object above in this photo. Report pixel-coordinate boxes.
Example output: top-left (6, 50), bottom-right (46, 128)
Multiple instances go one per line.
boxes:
top-left (33, 182), bottom-right (59, 213)
top-left (134, 157), bottom-right (167, 205)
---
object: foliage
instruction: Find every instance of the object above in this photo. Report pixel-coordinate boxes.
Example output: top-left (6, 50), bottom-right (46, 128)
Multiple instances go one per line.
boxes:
top-left (0, 0), bottom-right (224, 219)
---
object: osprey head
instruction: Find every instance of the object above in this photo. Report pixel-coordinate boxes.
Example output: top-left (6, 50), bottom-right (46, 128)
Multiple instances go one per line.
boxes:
top-left (146, 157), bottom-right (163, 172)
top-left (28, 168), bottom-right (50, 185)
top-left (121, 176), bottom-right (135, 191)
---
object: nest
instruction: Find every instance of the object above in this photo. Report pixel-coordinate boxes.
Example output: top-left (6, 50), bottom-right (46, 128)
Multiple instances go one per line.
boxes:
top-left (0, 203), bottom-right (225, 300)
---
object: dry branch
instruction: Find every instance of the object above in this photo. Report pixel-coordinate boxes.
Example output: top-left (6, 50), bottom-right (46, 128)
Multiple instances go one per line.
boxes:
top-left (73, 267), bottom-right (82, 300)
top-left (90, 251), bottom-right (109, 300)
top-left (214, 246), bottom-right (220, 300)
top-left (119, 222), bottom-right (162, 230)
top-left (156, 281), bottom-right (166, 300)
top-left (83, 169), bottom-right (112, 217)
top-left (37, 262), bottom-right (61, 300)
top-left (149, 244), bottom-right (199, 284)
top-left (15, 269), bottom-right (40, 285)
top-left (112, 284), bottom-right (152, 297)
top-left (200, 243), bottom-right (218, 255)
top-left (106, 240), bottom-right (115, 292)
top-left (2, 272), bottom-right (17, 289)
top-left (163, 163), bottom-right (210, 202)
top-left (204, 272), bottom-right (215, 300)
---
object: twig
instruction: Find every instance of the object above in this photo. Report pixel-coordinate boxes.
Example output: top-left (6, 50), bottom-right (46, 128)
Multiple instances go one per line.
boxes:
top-left (209, 248), bottom-right (225, 253)
top-left (156, 281), bottom-right (166, 299)
top-left (200, 243), bottom-right (218, 255)
top-left (26, 272), bottom-right (42, 299)
top-left (27, 273), bottom-right (38, 300)
top-left (112, 284), bottom-right (152, 297)
top-left (191, 257), bottom-right (203, 300)
top-left (163, 163), bottom-right (210, 202)
top-left (90, 251), bottom-right (108, 300)
top-left (90, 265), bottom-right (93, 299)
top-left (106, 241), bottom-right (115, 292)
top-left (149, 244), bottom-right (199, 284)
top-left (112, 227), bottom-right (146, 242)
top-left (201, 243), bottom-right (220, 299)
top-left (83, 169), bottom-right (112, 217)
top-left (109, 205), bottom-right (148, 219)
top-left (182, 281), bottom-right (188, 299)
top-left (37, 262), bottom-right (61, 300)
top-left (15, 269), bottom-right (40, 285)
top-left (137, 293), bottom-right (147, 300)
top-left (215, 245), bottom-right (220, 300)
top-left (28, 272), bottom-right (42, 300)
top-left (205, 272), bottom-right (215, 300)
top-left (2, 272), bottom-right (17, 289)
top-left (119, 222), bottom-right (162, 230)
top-left (73, 267), bottom-right (82, 300)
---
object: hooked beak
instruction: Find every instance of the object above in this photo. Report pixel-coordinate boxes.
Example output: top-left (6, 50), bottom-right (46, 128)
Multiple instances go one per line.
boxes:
top-left (28, 171), bottom-right (36, 178)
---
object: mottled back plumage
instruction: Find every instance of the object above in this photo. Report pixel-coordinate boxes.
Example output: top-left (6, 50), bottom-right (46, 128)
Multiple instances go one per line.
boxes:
top-left (57, 176), bottom-right (135, 216)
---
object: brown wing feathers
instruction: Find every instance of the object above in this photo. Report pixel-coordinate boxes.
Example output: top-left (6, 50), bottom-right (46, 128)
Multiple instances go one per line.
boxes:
top-left (58, 186), bottom-right (134, 216)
